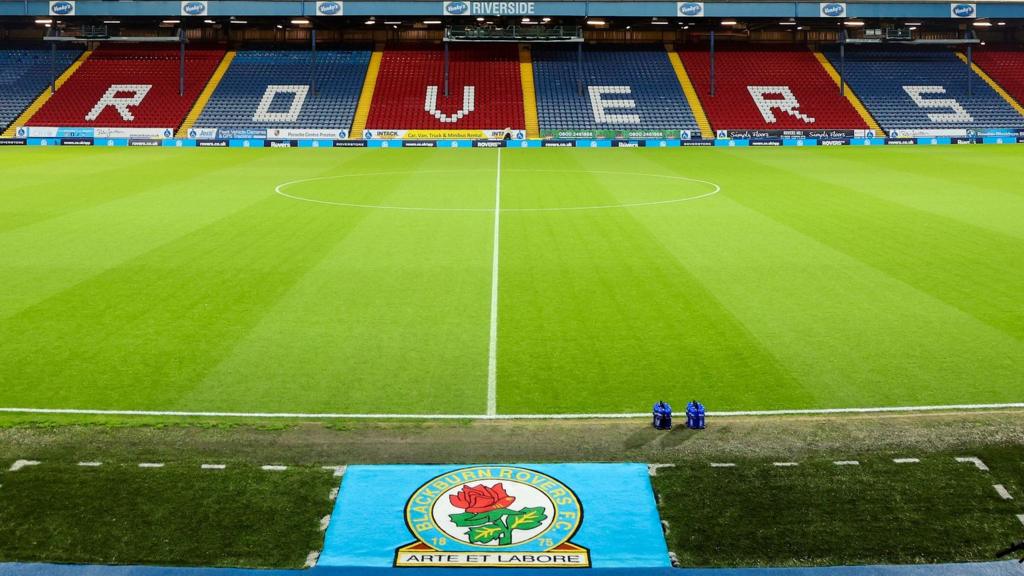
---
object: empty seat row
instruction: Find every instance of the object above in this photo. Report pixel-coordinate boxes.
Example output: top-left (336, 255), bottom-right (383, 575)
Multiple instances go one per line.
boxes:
top-left (195, 48), bottom-right (371, 131)
top-left (532, 45), bottom-right (698, 133)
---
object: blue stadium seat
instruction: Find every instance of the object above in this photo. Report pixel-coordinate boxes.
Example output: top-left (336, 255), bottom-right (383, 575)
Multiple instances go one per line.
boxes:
top-left (532, 45), bottom-right (698, 135)
top-left (193, 48), bottom-right (371, 133)
top-left (0, 46), bottom-right (82, 133)
top-left (823, 48), bottom-right (1024, 132)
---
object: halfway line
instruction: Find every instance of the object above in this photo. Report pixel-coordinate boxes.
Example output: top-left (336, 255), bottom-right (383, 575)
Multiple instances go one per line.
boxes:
top-left (486, 148), bottom-right (502, 417)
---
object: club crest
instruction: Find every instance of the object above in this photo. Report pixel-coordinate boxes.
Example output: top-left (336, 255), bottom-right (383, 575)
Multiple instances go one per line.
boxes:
top-left (395, 465), bottom-right (589, 567)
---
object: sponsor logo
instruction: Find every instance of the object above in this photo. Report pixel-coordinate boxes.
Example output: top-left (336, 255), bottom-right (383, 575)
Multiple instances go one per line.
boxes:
top-left (49, 1), bottom-right (74, 16)
top-left (396, 466), bottom-right (588, 568)
top-left (951, 3), bottom-right (975, 17)
top-left (750, 139), bottom-right (782, 146)
top-left (677, 2), bottom-right (703, 17)
top-left (333, 140), bottom-right (368, 147)
top-left (819, 139), bottom-right (850, 146)
top-left (473, 140), bottom-right (506, 148)
top-left (60, 138), bottom-right (93, 146)
top-left (129, 139), bottom-right (161, 146)
top-left (952, 137), bottom-right (976, 144)
top-left (16, 127), bottom-right (27, 137)
top-left (265, 140), bottom-right (296, 148)
top-left (0, 138), bottom-right (27, 146)
top-left (181, 1), bottom-right (207, 16)
top-left (820, 2), bottom-right (846, 17)
top-left (444, 1), bottom-right (470, 15)
top-left (681, 140), bottom-right (714, 147)
top-left (317, 1), bottom-right (343, 15)
top-left (612, 140), bottom-right (644, 148)
top-left (447, 1), bottom-right (534, 15)
top-left (403, 141), bottom-right (437, 147)
top-left (542, 141), bottom-right (575, 147)
top-left (885, 138), bottom-right (917, 145)
top-left (197, 140), bottom-right (229, 147)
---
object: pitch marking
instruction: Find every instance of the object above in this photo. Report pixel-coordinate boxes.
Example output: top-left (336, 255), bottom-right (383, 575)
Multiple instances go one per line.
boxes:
top-left (78, 462), bottom-right (102, 467)
top-left (834, 460), bottom-right (860, 466)
top-left (955, 456), bottom-right (990, 472)
top-left (322, 465), bottom-right (346, 477)
top-left (487, 149), bottom-right (501, 416)
top-left (0, 403), bottom-right (1021, 420)
top-left (648, 463), bottom-right (676, 477)
top-left (201, 464), bottom-right (226, 470)
top-left (773, 462), bottom-right (799, 467)
top-left (710, 463), bottom-right (737, 468)
top-left (8, 460), bottom-right (40, 472)
top-left (1017, 514), bottom-right (1024, 527)
top-left (262, 465), bottom-right (288, 471)
top-left (274, 169), bottom-right (721, 213)
top-left (993, 484), bottom-right (1013, 500)
top-left (138, 463), bottom-right (164, 468)
top-left (893, 458), bottom-right (920, 464)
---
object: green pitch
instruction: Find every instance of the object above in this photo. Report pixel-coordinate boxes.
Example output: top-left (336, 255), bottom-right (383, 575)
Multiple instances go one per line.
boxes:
top-left (0, 146), bottom-right (1021, 416)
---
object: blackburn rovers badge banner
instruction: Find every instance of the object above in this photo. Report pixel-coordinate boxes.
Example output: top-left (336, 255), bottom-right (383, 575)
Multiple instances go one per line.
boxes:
top-left (319, 463), bottom-right (669, 569)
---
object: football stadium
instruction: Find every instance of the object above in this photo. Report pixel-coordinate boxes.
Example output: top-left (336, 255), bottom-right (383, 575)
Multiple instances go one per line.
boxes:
top-left (0, 2), bottom-right (1023, 576)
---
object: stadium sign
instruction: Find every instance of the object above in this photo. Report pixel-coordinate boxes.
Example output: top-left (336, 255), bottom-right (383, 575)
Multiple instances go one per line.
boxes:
top-left (443, 1), bottom-right (536, 16)
top-left (180, 1), bottom-right (207, 16)
top-left (819, 2), bottom-right (846, 17)
top-left (395, 466), bottom-right (588, 568)
top-left (676, 2), bottom-right (704, 17)
top-left (48, 0), bottom-right (75, 16)
top-left (950, 3), bottom-right (975, 18)
top-left (316, 1), bottom-right (343, 16)
top-left (540, 129), bottom-right (685, 139)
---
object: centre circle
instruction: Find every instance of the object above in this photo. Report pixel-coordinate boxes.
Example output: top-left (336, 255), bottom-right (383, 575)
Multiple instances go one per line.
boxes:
top-left (274, 169), bottom-right (720, 212)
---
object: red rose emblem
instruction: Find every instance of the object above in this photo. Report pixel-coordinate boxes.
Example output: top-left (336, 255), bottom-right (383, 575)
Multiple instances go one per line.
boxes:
top-left (449, 483), bottom-right (516, 514)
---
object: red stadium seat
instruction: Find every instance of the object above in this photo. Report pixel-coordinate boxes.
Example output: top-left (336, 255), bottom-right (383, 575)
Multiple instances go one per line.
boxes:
top-left (679, 45), bottom-right (869, 131)
top-left (26, 44), bottom-right (224, 129)
top-left (365, 44), bottom-right (524, 130)
top-left (971, 49), bottom-right (1024, 112)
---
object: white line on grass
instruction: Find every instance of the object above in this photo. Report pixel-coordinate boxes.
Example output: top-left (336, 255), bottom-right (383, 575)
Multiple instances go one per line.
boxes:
top-left (8, 460), bottom-right (40, 472)
top-left (262, 465), bottom-right (288, 471)
top-left (322, 465), bottom-right (346, 477)
top-left (329, 487), bottom-right (339, 502)
top-left (77, 462), bottom-right (102, 467)
top-left (273, 169), bottom-right (721, 213)
top-left (710, 463), bottom-right (737, 468)
top-left (893, 458), bottom-right (920, 464)
top-left (201, 464), bottom-right (226, 470)
top-left (955, 456), bottom-right (990, 472)
top-left (1017, 514), bottom-right (1024, 527)
top-left (304, 551), bottom-right (320, 568)
top-left (0, 403), bottom-right (1021, 420)
top-left (647, 464), bottom-right (676, 477)
top-left (138, 463), bottom-right (164, 468)
top-left (773, 462), bottom-right (799, 467)
top-left (319, 515), bottom-right (332, 532)
top-left (486, 148), bottom-right (501, 417)
top-left (993, 484), bottom-right (1013, 500)
top-left (833, 460), bottom-right (860, 466)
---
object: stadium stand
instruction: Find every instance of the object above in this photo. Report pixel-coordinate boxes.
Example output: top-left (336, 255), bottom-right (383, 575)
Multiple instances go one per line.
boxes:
top-left (193, 47), bottom-right (371, 135)
top-left (532, 44), bottom-right (699, 135)
top-left (25, 44), bottom-right (225, 129)
top-left (0, 46), bottom-right (82, 133)
top-left (970, 47), bottom-right (1024, 114)
top-left (822, 47), bottom-right (1024, 132)
top-left (678, 45), bottom-right (871, 131)
top-left (364, 44), bottom-right (524, 131)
